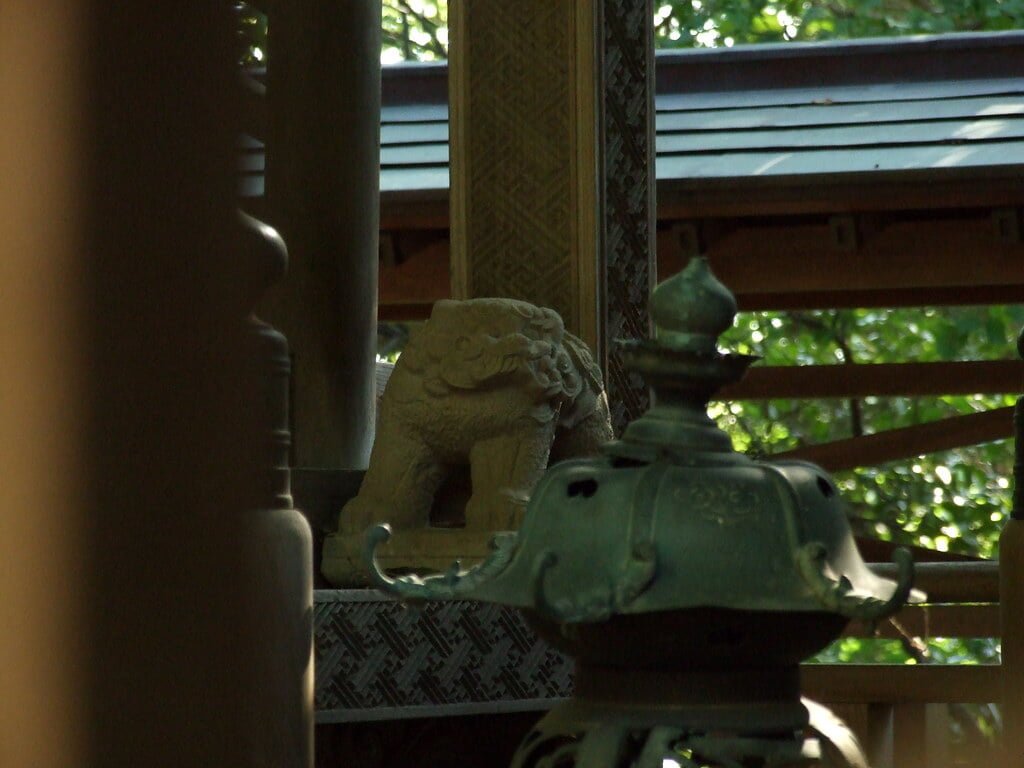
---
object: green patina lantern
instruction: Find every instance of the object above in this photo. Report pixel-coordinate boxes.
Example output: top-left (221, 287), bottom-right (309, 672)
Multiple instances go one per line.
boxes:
top-left (367, 258), bottom-right (919, 767)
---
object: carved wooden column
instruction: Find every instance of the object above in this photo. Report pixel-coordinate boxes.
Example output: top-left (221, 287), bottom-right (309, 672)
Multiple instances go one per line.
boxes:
top-left (263, 0), bottom-right (381, 468)
top-left (448, 0), bottom-right (656, 431)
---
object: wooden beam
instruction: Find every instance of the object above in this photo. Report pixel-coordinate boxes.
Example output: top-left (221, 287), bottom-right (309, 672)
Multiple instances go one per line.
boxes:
top-left (378, 214), bottom-right (1024, 315)
top-left (733, 285), bottom-right (1024, 311)
top-left (378, 237), bottom-right (450, 309)
top-left (378, 281), bottom-right (1024, 318)
top-left (869, 561), bottom-right (1000, 604)
top-left (379, 193), bottom-right (449, 231)
top-left (802, 664), bottom-right (1000, 704)
top-left (776, 406), bottom-right (1014, 471)
top-left (719, 361), bottom-right (1024, 401)
top-left (378, 176), bottom-right (1024, 234)
top-left (844, 605), bottom-right (1001, 640)
top-left (855, 536), bottom-right (982, 566)
top-left (659, 217), bottom-right (1024, 298)
top-left (658, 174), bottom-right (1024, 220)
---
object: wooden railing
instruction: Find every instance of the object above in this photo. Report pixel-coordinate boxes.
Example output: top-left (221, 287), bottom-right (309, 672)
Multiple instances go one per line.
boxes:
top-left (721, 346), bottom-right (1023, 767)
top-left (804, 561), bottom-right (1011, 767)
top-left (716, 348), bottom-right (1021, 767)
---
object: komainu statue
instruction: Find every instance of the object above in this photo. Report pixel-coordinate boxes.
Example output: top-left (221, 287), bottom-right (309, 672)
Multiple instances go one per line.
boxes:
top-left (321, 298), bottom-right (613, 585)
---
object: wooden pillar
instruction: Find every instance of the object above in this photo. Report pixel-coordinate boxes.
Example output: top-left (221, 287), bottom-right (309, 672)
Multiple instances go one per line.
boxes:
top-left (1000, 391), bottom-right (1024, 768)
top-left (448, 0), bottom-right (656, 431)
top-left (263, 0), bottom-right (381, 469)
top-left (1, 4), bottom-right (86, 765)
top-left (891, 704), bottom-right (929, 768)
top-left (2, 3), bottom-right (313, 766)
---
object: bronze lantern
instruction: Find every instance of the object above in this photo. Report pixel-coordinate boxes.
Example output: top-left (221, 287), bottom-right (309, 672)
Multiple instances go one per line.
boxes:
top-left (367, 258), bottom-right (918, 767)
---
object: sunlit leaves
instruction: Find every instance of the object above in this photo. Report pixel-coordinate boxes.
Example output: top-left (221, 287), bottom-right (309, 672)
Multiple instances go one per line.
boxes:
top-left (233, 2), bottom-right (267, 66)
top-left (730, 304), bottom-right (1011, 703)
top-left (715, 305), bottom-right (1022, 559)
top-left (838, 447), bottom-right (1011, 559)
top-left (329, 0), bottom-right (1024, 66)
top-left (382, 0), bottom-right (448, 64)
top-left (233, 0), bottom-right (1024, 66)
top-left (233, 0), bottom-right (1024, 67)
top-left (654, 0), bottom-right (1024, 49)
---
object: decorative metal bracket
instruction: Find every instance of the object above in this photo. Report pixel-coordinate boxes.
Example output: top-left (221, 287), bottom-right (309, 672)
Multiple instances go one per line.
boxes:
top-left (365, 523), bottom-right (518, 600)
top-left (796, 542), bottom-right (915, 624)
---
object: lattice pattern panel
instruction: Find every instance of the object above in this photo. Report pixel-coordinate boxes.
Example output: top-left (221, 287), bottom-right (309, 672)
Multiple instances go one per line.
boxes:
top-left (315, 590), bottom-right (574, 720)
top-left (459, 0), bottom-right (575, 319)
top-left (601, 0), bottom-right (655, 432)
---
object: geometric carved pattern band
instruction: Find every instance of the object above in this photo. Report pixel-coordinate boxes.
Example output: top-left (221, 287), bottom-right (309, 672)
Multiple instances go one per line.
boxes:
top-left (315, 591), bottom-right (573, 721)
top-left (600, 0), bottom-right (655, 432)
top-left (458, 0), bottom-right (575, 320)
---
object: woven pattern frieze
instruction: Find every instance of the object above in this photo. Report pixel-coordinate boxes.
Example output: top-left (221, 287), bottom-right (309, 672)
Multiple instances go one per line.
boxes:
top-left (601, 0), bottom-right (655, 432)
top-left (314, 591), bottom-right (574, 714)
top-left (459, 0), bottom-right (575, 319)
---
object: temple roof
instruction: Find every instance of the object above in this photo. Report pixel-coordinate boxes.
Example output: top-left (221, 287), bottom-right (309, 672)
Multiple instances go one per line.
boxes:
top-left (240, 30), bottom-right (1024, 220)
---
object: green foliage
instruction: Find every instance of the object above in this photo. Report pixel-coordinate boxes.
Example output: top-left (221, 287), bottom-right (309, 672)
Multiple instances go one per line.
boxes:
top-left (716, 305), bottom-right (1024, 560)
top-left (382, 1), bottom-right (448, 63)
top-left (809, 635), bottom-right (1002, 664)
top-left (654, 0), bottom-right (1024, 48)
top-left (236, 1), bottom-right (1024, 64)
top-left (378, 0), bottom-right (1024, 62)
top-left (233, 3), bottom-right (266, 66)
top-left (724, 305), bottom-right (1016, 724)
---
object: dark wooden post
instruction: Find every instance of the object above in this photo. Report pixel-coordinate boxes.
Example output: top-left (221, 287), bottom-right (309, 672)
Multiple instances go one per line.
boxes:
top-left (2, 2), bottom-right (314, 766)
top-left (263, 0), bottom-right (382, 469)
top-left (1000, 345), bottom-right (1024, 768)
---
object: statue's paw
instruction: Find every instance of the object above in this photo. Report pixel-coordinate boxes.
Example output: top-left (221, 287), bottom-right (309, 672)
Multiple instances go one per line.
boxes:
top-left (465, 489), bottom-right (529, 532)
top-left (337, 495), bottom-right (395, 536)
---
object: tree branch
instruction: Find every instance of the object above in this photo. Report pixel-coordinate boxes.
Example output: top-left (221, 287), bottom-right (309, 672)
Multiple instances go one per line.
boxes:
top-left (785, 311), bottom-right (864, 438)
top-left (830, 313), bottom-right (865, 439)
top-left (393, 1), bottom-right (448, 59)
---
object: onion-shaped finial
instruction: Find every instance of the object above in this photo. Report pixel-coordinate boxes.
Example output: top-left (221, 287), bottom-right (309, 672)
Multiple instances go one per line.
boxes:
top-left (649, 257), bottom-right (736, 354)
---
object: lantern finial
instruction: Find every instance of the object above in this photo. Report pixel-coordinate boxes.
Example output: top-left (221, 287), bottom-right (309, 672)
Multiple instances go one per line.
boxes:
top-left (650, 256), bottom-right (737, 353)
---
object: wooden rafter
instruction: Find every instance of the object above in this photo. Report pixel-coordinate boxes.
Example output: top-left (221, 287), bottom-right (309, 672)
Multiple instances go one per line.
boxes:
top-left (720, 360), bottom-right (1024, 400)
top-left (803, 664), bottom-right (999, 704)
top-left (776, 405), bottom-right (1015, 471)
